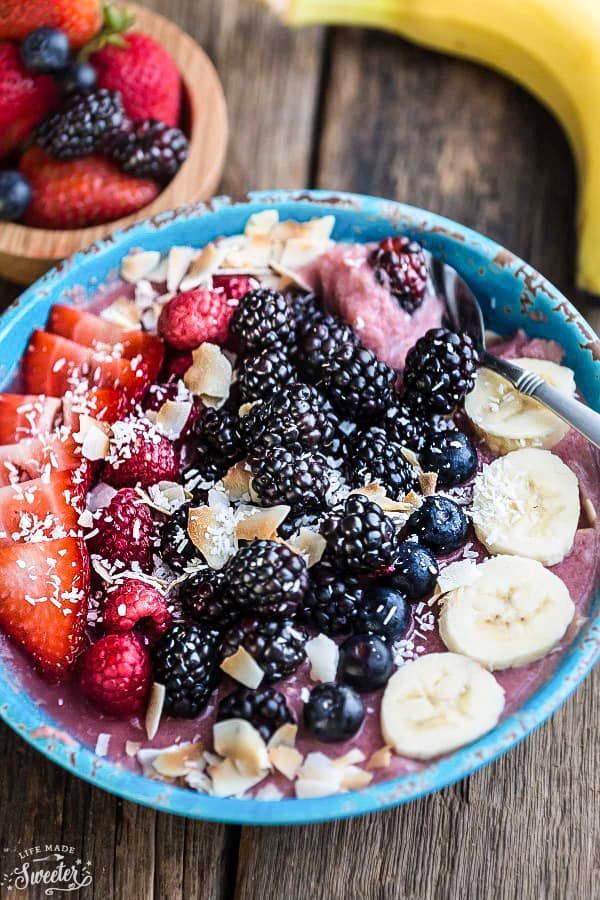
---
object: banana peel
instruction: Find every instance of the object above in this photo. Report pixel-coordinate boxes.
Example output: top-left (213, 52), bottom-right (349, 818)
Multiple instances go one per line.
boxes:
top-left (264, 0), bottom-right (600, 295)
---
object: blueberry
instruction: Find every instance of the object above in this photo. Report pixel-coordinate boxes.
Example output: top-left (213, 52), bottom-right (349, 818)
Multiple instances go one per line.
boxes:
top-left (56, 61), bottom-right (97, 95)
top-left (338, 634), bottom-right (394, 692)
top-left (353, 585), bottom-right (409, 641)
top-left (20, 27), bottom-right (70, 73)
top-left (406, 495), bottom-right (468, 555)
top-left (388, 540), bottom-right (439, 600)
top-left (303, 683), bottom-right (364, 742)
top-left (0, 172), bottom-right (32, 222)
top-left (420, 430), bottom-right (478, 486)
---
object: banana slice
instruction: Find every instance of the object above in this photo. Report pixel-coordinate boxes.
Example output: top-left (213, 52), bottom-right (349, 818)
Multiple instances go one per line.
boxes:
top-left (471, 447), bottom-right (579, 566)
top-left (439, 556), bottom-right (574, 670)
top-left (381, 652), bottom-right (504, 760)
top-left (464, 357), bottom-right (575, 454)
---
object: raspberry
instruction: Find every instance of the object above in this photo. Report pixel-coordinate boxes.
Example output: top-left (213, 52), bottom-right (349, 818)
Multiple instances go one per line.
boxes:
top-left (79, 633), bottom-right (151, 716)
top-left (103, 418), bottom-right (179, 489)
top-left (369, 236), bottom-right (428, 313)
top-left (88, 488), bottom-right (155, 569)
top-left (102, 579), bottom-right (172, 641)
top-left (158, 289), bottom-right (235, 351)
top-left (213, 275), bottom-right (257, 301)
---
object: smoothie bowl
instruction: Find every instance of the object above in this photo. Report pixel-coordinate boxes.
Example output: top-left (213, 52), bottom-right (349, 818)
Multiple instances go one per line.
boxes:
top-left (0, 190), bottom-right (598, 826)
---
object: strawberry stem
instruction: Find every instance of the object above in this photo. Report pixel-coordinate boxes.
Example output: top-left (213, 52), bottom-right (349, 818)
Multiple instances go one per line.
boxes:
top-left (80, 3), bottom-right (135, 59)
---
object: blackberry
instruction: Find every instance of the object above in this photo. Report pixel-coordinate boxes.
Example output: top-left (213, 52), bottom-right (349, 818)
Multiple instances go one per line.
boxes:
top-left (105, 119), bottom-right (189, 183)
top-left (180, 568), bottom-right (239, 628)
top-left (152, 623), bottom-right (221, 718)
top-left (346, 426), bottom-right (415, 499)
top-left (252, 448), bottom-right (330, 511)
top-left (34, 89), bottom-right (125, 160)
top-left (193, 407), bottom-right (244, 475)
top-left (216, 686), bottom-right (294, 741)
top-left (321, 495), bottom-right (397, 573)
top-left (384, 398), bottom-right (457, 452)
top-left (300, 563), bottom-right (363, 636)
top-left (288, 290), bottom-right (322, 326)
top-left (237, 348), bottom-right (295, 404)
top-left (241, 383), bottom-right (334, 457)
top-left (277, 511), bottom-right (322, 540)
top-left (321, 342), bottom-right (396, 420)
top-left (368, 236), bottom-right (428, 313)
top-left (221, 540), bottom-right (309, 617)
top-left (221, 617), bottom-right (307, 683)
top-left (230, 288), bottom-right (295, 352)
top-left (159, 503), bottom-right (202, 573)
top-left (403, 328), bottom-right (479, 414)
top-left (296, 313), bottom-right (357, 382)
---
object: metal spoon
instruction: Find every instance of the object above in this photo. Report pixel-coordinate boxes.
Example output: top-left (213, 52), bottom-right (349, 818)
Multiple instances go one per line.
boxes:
top-left (425, 251), bottom-right (600, 449)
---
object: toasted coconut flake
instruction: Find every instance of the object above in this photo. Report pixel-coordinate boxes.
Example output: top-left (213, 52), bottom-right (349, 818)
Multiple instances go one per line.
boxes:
top-left (153, 741), bottom-right (204, 778)
top-left (350, 483), bottom-right (411, 513)
top-left (75, 416), bottom-right (111, 461)
top-left (306, 634), bottom-right (339, 683)
top-left (419, 471), bottom-right (438, 497)
top-left (401, 447), bottom-right (421, 469)
top-left (272, 215), bottom-right (335, 245)
top-left (185, 769), bottom-right (212, 793)
top-left (184, 343), bottom-right (232, 405)
top-left (238, 401), bottom-right (257, 418)
top-left (156, 399), bottom-right (193, 440)
top-left (404, 489), bottom-right (423, 508)
top-left (366, 746), bottom-right (393, 771)
top-left (268, 746), bottom-right (303, 780)
top-left (222, 460), bottom-right (253, 500)
top-left (223, 234), bottom-right (273, 269)
top-left (234, 505), bottom-right (290, 541)
top-left (145, 257), bottom-right (169, 283)
top-left (125, 740), bottom-right (142, 758)
top-left (278, 238), bottom-right (323, 270)
top-left (436, 558), bottom-right (479, 595)
top-left (100, 296), bottom-right (141, 330)
top-left (145, 481), bottom-right (188, 515)
top-left (295, 778), bottom-right (337, 799)
top-left (245, 209), bottom-right (279, 236)
top-left (213, 719), bottom-right (270, 777)
top-left (208, 757), bottom-right (268, 798)
top-left (220, 645), bottom-right (264, 689)
top-left (267, 723), bottom-right (298, 750)
top-left (332, 748), bottom-right (365, 768)
top-left (340, 766), bottom-right (373, 791)
top-left (296, 752), bottom-right (345, 790)
top-left (286, 528), bottom-right (326, 567)
top-left (180, 243), bottom-right (228, 291)
top-left (583, 494), bottom-right (598, 527)
top-left (269, 258), bottom-right (313, 292)
top-left (145, 682), bottom-right (166, 740)
top-left (122, 250), bottom-right (161, 283)
top-left (187, 505), bottom-right (234, 569)
top-left (255, 783), bottom-right (284, 801)
top-left (166, 245), bottom-right (195, 293)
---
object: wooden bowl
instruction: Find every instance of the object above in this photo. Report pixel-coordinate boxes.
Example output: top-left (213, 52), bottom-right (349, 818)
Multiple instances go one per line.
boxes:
top-left (0, 3), bottom-right (228, 285)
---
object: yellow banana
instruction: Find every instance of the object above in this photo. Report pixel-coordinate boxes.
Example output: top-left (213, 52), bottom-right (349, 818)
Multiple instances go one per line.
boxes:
top-left (265, 0), bottom-right (600, 295)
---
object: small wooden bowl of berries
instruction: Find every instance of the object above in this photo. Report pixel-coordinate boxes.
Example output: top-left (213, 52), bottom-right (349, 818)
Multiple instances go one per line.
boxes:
top-left (0, 1), bottom-right (228, 285)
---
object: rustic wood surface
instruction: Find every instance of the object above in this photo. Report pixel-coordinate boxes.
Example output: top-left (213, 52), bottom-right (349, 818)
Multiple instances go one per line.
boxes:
top-left (0, 2), bottom-right (598, 898)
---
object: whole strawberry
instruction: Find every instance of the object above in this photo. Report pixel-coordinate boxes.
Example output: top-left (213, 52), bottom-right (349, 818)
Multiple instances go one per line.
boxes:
top-left (102, 579), bottom-right (172, 641)
top-left (91, 31), bottom-right (181, 126)
top-left (79, 632), bottom-right (151, 716)
top-left (88, 487), bottom-right (155, 569)
top-left (0, 0), bottom-right (102, 48)
top-left (0, 43), bottom-right (60, 159)
top-left (103, 418), bottom-right (179, 488)
top-left (19, 146), bottom-right (160, 229)
top-left (158, 289), bottom-right (236, 351)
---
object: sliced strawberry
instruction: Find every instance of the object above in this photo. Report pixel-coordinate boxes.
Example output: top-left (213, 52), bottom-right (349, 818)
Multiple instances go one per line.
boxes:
top-left (62, 387), bottom-right (124, 432)
top-left (48, 304), bottom-right (164, 382)
top-left (0, 393), bottom-right (62, 443)
top-left (0, 536), bottom-right (89, 680)
top-left (22, 330), bottom-right (149, 401)
top-left (0, 469), bottom-right (84, 546)
top-left (0, 433), bottom-right (83, 487)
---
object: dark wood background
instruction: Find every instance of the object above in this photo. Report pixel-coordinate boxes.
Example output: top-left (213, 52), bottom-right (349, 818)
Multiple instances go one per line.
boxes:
top-left (0, 2), bottom-right (598, 897)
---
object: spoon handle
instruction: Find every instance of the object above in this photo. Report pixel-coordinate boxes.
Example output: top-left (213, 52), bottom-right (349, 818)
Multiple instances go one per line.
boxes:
top-left (481, 351), bottom-right (600, 450)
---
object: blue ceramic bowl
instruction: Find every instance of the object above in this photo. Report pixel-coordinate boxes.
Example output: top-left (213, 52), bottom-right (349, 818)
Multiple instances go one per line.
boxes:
top-left (1, 190), bottom-right (599, 826)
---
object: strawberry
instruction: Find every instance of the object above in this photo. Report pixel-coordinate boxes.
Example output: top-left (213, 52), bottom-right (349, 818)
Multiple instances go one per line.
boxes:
top-left (48, 304), bottom-right (164, 384)
top-left (158, 289), bottom-right (235, 351)
top-left (103, 418), bottom-right (179, 489)
top-left (91, 31), bottom-right (181, 127)
top-left (87, 487), bottom-right (155, 569)
top-left (0, 536), bottom-right (89, 679)
top-left (19, 147), bottom-right (160, 230)
top-left (0, 0), bottom-right (102, 49)
top-left (0, 432), bottom-right (82, 487)
top-left (79, 632), bottom-right (151, 715)
top-left (0, 42), bottom-right (60, 159)
top-left (102, 578), bottom-right (172, 640)
top-left (0, 469), bottom-right (84, 546)
top-left (61, 387), bottom-right (124, 431)
top-left (22, 330), bottom-right (149, 402)
top-left (0, 393), bottom-right (61, 443)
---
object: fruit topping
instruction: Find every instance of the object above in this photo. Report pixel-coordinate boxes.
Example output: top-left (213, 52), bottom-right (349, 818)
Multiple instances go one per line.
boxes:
top-left (405, 495), bottom-right (469, 555)
top-left (221, 540), bottom-right (309, 618)
top-left (20, 25), bottom-right (70, 73)
top-left (221, 617), bottom-right (307, 683)
top-left (0, 393), bottom-right (61, 442)
top-left (103, 418), bottom-right (179, 489)
top-left (419, 429), bottom-right (478, 487)
top-left (80, 632), bottom-right (151, 716)
top-left (320, 495), bottom-right (397, 573)
top-left (237, 348), bottom-right (296, 404)
top-left (241, 383), bottom-right (334, 457)
top-left (158, 289), bottom-right (234, 351)
top-left (0, 0), bottom-right (102, 48)
top-left (403, 327), bottom-right (479, 414)
top-left (296, 313), bottom-right (357, 382)
top-left (0, 42), bottom-right (60, 160)
top-left (368, 235), bottom-right (428, 313)
top-left (352, 585), bottom-right (410, 642)
top-left (252, 447), bottom-right (330, 511)
top-left (0, 469), bottom-right (83, 545)
top-left (102, 578), bottom-right (172, 641)
top-left (300, 563), bottom-right (363, 636)
top-left (193, 407), bottom-right (244, 474)
top-left (34, 88), bottom-right (125, 160)
top-left (180, 569), bottom-right (238, 628)
top-left (217, 686), bottom-right (294, 742)
top-left (387, 540), bottom-right (439, 601)
top-left (105, 118), bottom-right (188, 183)
top-left (230, 288), bottom-right (296, 352)
top-left (152, 622), bottom-right (221, 718)
top-left (158, 503), bottom-right (202, 573)
top-left (0, 432), bottom-right (81, 486)
top-left (87, 487), bottom-right (155, 569)
top-left (338, 633), bottom-right (394, 692)
top-left (320, 342), bottom-right (396, 420)
top-left (0, 536), bottom-right (88, 679)
top-left (0, 171), bottom-right (32, 221)
top-left (303, 682), bottom-right (365, 742)
top-left (346, 425), bottom-right (414, 498)
top-left (57, 60), bottom-right (97, 95)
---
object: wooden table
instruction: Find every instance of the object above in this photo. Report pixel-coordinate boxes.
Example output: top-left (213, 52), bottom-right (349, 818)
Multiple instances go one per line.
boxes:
top-left (0, 2), bottom-right (598, 897)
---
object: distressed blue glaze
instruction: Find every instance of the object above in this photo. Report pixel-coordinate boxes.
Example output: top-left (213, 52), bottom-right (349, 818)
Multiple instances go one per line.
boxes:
top-left (0, 190), bottom-right (598, 826)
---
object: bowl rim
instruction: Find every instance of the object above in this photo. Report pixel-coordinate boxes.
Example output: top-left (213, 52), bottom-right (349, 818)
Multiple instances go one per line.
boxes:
top-left (0, 188), bottom-right (599, 826)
